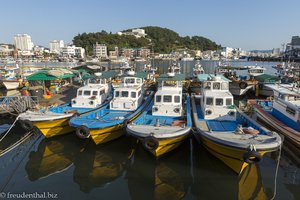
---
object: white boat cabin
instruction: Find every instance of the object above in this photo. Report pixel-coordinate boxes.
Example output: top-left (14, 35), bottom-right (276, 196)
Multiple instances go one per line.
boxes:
top-left (197, 74), bottom-right (235, 121)
top-left (71, 72), bottom-right (115, 108)
top-left (152, 74), bottom-right (184, 117)
top-left (267, 84), bottom-right (300, 126)
top-left (110, 75), bottom-right (145, 111)
top-left (71, 84), bottom-right (110, 108)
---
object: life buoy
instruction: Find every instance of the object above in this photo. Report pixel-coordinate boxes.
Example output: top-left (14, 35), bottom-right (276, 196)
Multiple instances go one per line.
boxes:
top-left (143, 136), bottom-right (159, 150)
top-left (75, 125), bottom-right (90, 139)
top-left (18, 119), bottom-right (34, 131)
top-left (243, 151), bottom-right (262, 164)
top-left (239, 81), bottom-right (248, 89)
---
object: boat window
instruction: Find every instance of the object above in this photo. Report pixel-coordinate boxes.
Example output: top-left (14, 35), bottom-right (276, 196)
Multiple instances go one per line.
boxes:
top-left (92, 91), bottom-right (98, 96)
top-left (138, 90), bottom-right (141, 97)
top-left (204, 82), bottom-right (211, 89)
top-left (174, 95), bottom-right (180, 103)
top-left (136, 79), bottom-right (141, 84)
top-left (213, 82), bottom-right (221, 90)
top-left (226, 98), bottom-right (232, 105)
top-left (164, 81), bottom-right (177, 87)
top-left (84, 90), bottom-right (91, 96)
top-left (121, 91), bottom-right (129, 97)
top-left (131, 91), bottom-right (136, 98)
top-left (286, 107), bottom-right (296, 116)
top-left (163, 95), bottom-right (172, 103)
top-left (278, 93), bottom-right (285, 100)
top-left (156, 95), bottom-right (161, 103)
top-left (78, 90), bottom-right (82, 96)
top-left (125, 78), bottom-right (135, 84)
top-left (100, 90), bottom-right (105, 95)
top-left (115, 91), bottom-right (120, 97)
top-left (206, 97), bottom-right (213, 105)
top-left (216, 98), bottom-right (223, 106)
top-left (222, 82), bottom-right (229, 90)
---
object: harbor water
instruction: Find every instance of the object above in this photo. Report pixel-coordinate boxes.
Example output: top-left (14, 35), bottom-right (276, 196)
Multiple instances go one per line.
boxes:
top-left (0, 60), bottom-right (299, 200)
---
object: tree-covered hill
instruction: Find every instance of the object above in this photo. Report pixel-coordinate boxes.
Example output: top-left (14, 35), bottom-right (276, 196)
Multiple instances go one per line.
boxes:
top-left (73, 26), bottom-right (220, 55)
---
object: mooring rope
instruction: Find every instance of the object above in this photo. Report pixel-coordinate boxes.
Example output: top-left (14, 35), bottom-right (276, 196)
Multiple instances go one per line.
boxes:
top-left (270, 141), bottom-right (282, 200)
top-left (0, 115), bottom-right (20, 143)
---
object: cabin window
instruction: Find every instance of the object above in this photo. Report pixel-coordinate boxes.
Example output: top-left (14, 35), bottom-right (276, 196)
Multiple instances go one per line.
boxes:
top-left (216, 98), bottom-right (223, 106)
top-left (84, 90), bottom-right (91, 96)
top-left (138, 90), bottom-right (141, 97)
top-left (164, 81), bottom-right (177, 87)
top-left (163, 95), bottom-right (172, 103)
top-left (174, 95), bottom-right (180, 103)
top-left (206, 97), bottom-right (213, 105)
top-left (204, 82), bottom-right (211, 89)
top-left (100, 90), bottom-right (105, 95)
top-left (121, 91), bottom-right (129, 97)
top-left (156, 95), bottom-right (161, 103)
top-left (92, 91), bottom-right (98, 96)
top-left (286, 107), bottom-right (296, 116)
top-left (278, 94), bottom-right (285, 100)
top-left (78, 90), bottom-right (82, 96)
top-left (222, 82), bottom-right (229, 90)
top-left (226, 98), bottom-right (232, 105)
top-left (125, 78), bottom-right (135, 84)
top-left (213, 82), bottom-right (221, 90)
top-left (115, 91), bottom-right (120, 97)
top-left (136, 79), bottom-right (141, 84)
top-left (131, 92), bottom-right (136, 98)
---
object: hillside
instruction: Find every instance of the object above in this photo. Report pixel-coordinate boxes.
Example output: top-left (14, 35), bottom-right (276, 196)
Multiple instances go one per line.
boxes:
top-left (72, 26), bottom-right (220, 55)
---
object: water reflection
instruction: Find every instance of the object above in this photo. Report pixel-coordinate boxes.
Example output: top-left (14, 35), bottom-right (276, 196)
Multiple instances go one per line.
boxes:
top-left (127, 139), bottom-right (191, 200)
top-left (73, 132), bottom-right (134, 193)
top-left (192, 140), bottom-right (269, 200)
top-left (25, 134), bottom-right (85, 181)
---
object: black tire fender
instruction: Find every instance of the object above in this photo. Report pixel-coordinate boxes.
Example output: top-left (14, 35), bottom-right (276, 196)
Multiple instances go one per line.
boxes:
top-left (76, 125), bottom-right (90, 139)
top-left (143, 136), bottom-right (159, 150)
top-left (18, 119), bottom-right (34, 131)
top-left (239, 81), bottom-right (248, 89)
top-left (258, 83), bottom-right (264, 89)
top-left (243, 151), bottom-right (262, 164)
top-left (123, 119), bottom-right (130, 127)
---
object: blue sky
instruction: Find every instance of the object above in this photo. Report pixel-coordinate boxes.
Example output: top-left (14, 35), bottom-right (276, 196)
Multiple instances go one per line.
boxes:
top-left (1, 0), bottom-right (299, 50)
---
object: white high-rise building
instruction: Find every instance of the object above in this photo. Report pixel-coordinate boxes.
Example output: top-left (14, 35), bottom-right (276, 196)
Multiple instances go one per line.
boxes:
top-left (14, 34), bottom-right (34, 51)
top-left (93, 43), bottom-right (107, 58)
top-left (49, 40), bottom-right (64, 54)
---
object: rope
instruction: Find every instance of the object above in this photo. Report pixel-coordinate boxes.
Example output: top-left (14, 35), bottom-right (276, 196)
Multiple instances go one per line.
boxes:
top-left (270, 142), bottom-right (282, 200)
top-left (0, 115), bottom-right (20, 143)
top-left (0, 131), bottom-right (34, 157)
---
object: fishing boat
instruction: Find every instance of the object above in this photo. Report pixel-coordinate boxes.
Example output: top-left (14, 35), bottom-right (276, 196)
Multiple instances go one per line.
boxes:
top-left (255, 74), bottom-right (281, 96)
top-left (18, 71), bottom-right (116, 138)
top-left (0, 65), bottom-right (21, 90)
top-left (247, 65), bottom-right (266, 77)
top-left (191, 74), bottom-right (282, 174)
top-left (193, 60), bottom-right (204, 77)
top-left (127, 73), bottom-right (192, 157)
top-left (69, 71), bottom-right (154, 145)
top-left (228, 75), bottom-right (257, 96)
top-left (168, 60), bottom-right (181, 74)
top-left (251, 83), bottom-right (300, 147)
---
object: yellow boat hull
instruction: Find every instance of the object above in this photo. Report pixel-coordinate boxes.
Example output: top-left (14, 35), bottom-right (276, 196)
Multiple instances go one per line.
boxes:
top-left (89, 108), bottom-right (144, 145)
top-left (90, 124), bottom-right (125, 145)
top-left (145, 134), bottom-right (189, 157)
top-left (33, 117), bottom-right (74, 138)
top-left (200, 136), bottom-right (269, 174)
